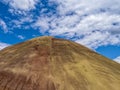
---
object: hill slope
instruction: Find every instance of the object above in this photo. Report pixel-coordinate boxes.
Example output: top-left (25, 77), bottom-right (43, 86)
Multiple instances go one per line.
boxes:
top-left (0, 36), bottom-right (120, 90)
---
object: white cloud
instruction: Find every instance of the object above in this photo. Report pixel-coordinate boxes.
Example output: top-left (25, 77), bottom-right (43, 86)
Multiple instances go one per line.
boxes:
top-left (0, 19), bottom-right (8, 33)
top-left (49, 13), bottom-right (120, 35)
top-left (0, 42), bottom-right (10, 50)
top-left (33, 16), bottom-right (51, 33)
top-left (52, 0), bottom-right (120, 15)
top-left (1, 0), bottom-right (38, 15)
top-left (9, 0), bottom-right (38, 11)
top-left (18, 35), bottom-right (25, 40)
top-left (11, 16), bottom-right (33, 29)
top-left (114, 56), bottom-right (120, 63)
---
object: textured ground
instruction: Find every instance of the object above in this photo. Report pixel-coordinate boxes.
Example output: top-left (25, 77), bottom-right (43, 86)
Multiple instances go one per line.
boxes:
top-left (0, 36), bottom-right (120, 90)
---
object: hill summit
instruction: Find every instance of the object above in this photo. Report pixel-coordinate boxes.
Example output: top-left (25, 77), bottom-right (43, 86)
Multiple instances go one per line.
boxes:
top-left (0, 36), bottom-right (120, 90)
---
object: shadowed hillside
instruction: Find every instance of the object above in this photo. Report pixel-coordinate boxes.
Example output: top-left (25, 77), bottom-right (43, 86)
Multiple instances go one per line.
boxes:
top-left (0, 36), bottom-right (120, 90)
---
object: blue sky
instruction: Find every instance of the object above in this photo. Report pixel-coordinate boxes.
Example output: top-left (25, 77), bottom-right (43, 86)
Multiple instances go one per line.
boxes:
top-left (0, 0), bottom-right (120, 63)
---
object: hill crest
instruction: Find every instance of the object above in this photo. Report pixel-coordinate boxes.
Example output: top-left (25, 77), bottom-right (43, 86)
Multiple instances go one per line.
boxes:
top-left (0, 36), bottom-right (120, 90)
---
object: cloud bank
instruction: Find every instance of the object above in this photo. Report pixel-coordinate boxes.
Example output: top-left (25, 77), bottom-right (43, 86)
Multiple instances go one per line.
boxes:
top-left (0, 42), bottom-right (10, 50)
top-left (114, 56), bottom-right (120, 63)
top-left (0, 19), bottom-right (8, 33)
